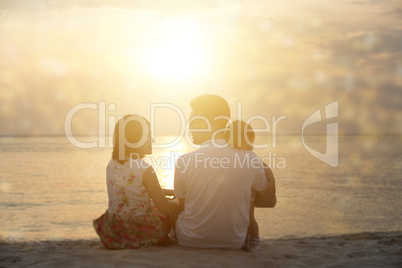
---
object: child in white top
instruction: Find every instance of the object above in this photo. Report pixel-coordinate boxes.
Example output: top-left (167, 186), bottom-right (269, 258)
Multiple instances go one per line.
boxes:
top-left (226, 120), bottom-right (276, 252)
top-left (93, 114), bottom-right (180, 249)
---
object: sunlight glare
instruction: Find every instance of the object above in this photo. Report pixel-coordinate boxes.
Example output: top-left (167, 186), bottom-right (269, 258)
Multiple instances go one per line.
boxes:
top-left (143, 19), bottom-right (208, 79)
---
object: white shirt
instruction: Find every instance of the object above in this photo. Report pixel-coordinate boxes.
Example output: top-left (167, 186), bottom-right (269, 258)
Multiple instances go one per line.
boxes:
top-left (174, 139), bottom-right (267, 249)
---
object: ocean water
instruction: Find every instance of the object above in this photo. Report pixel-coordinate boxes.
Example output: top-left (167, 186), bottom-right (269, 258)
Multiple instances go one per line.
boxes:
top-left (0, 135), bottom-right (401, 241)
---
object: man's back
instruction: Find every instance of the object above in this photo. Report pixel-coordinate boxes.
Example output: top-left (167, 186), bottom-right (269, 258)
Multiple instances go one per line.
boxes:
top-left (174, 139), bottom-right (267, 249)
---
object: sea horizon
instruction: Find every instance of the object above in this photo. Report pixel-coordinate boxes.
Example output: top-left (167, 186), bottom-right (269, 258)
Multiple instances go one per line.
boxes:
top-left (1, 134), bottom-right (401, 241)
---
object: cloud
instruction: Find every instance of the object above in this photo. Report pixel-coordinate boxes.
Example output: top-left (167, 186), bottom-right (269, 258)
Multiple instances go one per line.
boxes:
top-left (376, 83), bottom-right (402, 110)
top-left (1, 0), bottom-right (401, 135)
top-left (382, 6), bottom-right (402, 18)
top-left (330, 31), bottom-right (402, 55)
top-left (0, 0), bottom-right (220, 14)
top-left (0, 0), bottom-right (47, 10)
top-left (323, 30), bottom-right (402, 68)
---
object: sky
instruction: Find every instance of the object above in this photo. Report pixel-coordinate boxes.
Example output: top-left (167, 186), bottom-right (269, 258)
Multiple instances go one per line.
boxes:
top-left (0, 0), bottom-right (401, 137)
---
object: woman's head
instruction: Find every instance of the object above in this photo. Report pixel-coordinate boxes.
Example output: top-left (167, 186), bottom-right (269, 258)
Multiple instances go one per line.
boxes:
top-left (112, 114), bottom-right (152, 164)
top-left (226, 120), bottom-right (255, 150)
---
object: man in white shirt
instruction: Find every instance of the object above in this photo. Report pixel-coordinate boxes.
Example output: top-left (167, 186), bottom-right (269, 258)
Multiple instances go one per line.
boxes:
top-left (174, 94), bottom-right (269, 249)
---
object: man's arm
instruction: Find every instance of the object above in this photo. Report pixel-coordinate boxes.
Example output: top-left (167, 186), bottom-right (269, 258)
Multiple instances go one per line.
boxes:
top-left (174, 156), bottom-right (186, 211)
top-left (163, 188), bottom-right (175, 196)
top-left (178, 198), bottom-right (185, 211)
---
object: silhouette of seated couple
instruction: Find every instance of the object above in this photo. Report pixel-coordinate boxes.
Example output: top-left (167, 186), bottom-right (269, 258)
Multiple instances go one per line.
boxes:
top-left (93, 94), bottom-right (276, 252)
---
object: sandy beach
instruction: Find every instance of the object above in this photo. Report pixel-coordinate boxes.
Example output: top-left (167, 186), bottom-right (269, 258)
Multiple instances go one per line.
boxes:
top-left (1, 232), bottom-right (401, 267)
top-left (1, 0), bottom-right (402, 267)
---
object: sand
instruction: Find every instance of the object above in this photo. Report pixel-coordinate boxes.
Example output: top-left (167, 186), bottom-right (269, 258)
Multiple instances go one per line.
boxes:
top-left (1, 232), bottom-right (401, 267)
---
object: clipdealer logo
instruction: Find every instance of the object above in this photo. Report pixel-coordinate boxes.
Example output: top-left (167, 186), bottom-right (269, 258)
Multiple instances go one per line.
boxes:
top-left (302, 101), bottom-right (338, 167)
top-left (64, 100), bottom-right (338, 168)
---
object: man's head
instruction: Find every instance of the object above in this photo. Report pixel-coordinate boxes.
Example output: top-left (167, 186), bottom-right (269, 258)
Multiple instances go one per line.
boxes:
top-left (189, 94), bottom-right (230, 145)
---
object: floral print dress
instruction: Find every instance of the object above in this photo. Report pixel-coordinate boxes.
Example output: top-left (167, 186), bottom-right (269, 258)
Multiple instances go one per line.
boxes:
top-left (93, 158), bottom-right (170, 249)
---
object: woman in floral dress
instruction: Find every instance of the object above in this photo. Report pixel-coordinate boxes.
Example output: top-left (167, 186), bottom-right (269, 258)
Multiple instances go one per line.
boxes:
top-left (93, 114), bottom-right (180, 249)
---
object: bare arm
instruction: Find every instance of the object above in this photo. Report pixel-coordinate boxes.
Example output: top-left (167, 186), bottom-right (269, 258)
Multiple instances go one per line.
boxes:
top-left (264, 165), bottom-right (276, 194)
top-left (263, 165), bottom-right (276, 207)
top-left (142, 167), bottom-right (180, 214)
top-left (163, 188), bottom-right (175, 197)
top-left (174, 156), bottom-right (185, 212)
top-left (254, 163), bottom-right (277, 208)
top-left (178, 198), bottom-right (185, 211)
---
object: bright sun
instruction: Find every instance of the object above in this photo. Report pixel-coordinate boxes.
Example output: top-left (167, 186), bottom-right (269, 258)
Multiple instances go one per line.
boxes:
top-left (143, 20), bottom-right (208, 79)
